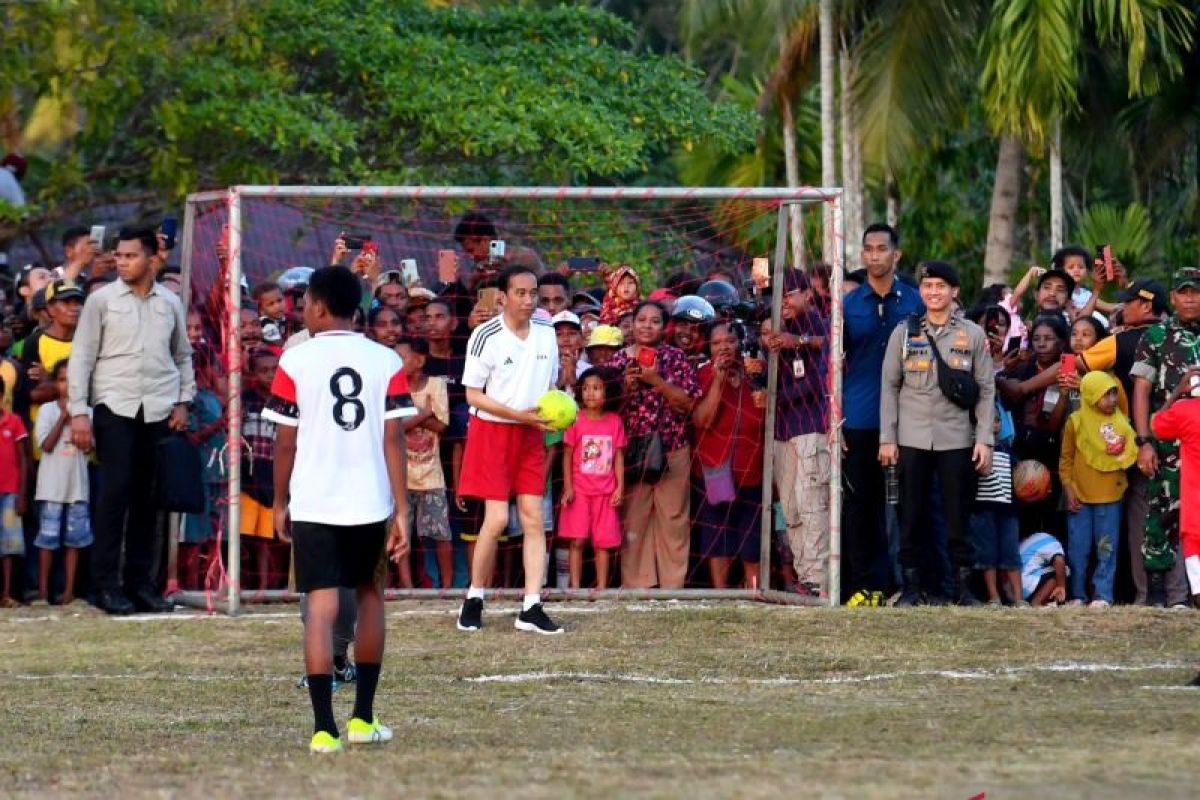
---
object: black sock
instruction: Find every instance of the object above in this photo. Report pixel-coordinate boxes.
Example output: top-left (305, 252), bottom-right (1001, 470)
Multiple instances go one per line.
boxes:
top-left (307, 674), bottom-right (338, 737)
top-left (352, 662), bottom-right (381, 722)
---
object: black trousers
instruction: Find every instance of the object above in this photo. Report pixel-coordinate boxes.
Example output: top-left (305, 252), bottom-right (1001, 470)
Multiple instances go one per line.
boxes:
top-left (91, 405), bottom-right (168, 593)
top-left (898, 447), bottom-right (975, 571)
top-left (841, 428), bottom-right (888, 592)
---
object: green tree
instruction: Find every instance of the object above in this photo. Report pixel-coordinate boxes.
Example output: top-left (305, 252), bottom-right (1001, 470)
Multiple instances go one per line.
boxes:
top-left (0, 0), bottom-right (755, 234)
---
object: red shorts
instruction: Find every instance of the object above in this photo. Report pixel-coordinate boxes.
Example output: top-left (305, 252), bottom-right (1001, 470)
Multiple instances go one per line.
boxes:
top-left (459, 416), bottom-right (546, 501)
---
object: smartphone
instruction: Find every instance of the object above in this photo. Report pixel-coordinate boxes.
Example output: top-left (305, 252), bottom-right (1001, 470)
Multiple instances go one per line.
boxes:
top-left (160, 217), bottom-right (178, 251)
top-left (1061, 353), bottom-right (1076, 376)
top-left (399, 258), bottom-right (419, 286)
top-left (1005, 336), bottom-right (1022, 355)
top-left (437, 249), bottom-right (459, 284)
top-left (637, 345), bottom-right (657, 368)
top-left (89, 225), bottom-right (106, 249)
top-left (477, 287), bottom-right (499, 312)
top-left (567, 256), bottom-right (600, 273)
top-left (362, 240), bottom-right (379, 257)
top-left (1101, 244), bottom-right (1114, 281)
top-left (342, 235), bottom-right (365, 250)
top-left (488, 239), bottom-right (506, 259)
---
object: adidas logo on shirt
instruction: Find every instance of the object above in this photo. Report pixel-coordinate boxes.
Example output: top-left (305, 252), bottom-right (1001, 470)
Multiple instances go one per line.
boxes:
top-left (503, 357), bottom-right (514, 365)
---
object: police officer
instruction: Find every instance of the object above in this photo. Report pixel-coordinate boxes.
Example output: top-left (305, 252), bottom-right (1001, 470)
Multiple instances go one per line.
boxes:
top-left (879, 261), bottom-right (995, 606)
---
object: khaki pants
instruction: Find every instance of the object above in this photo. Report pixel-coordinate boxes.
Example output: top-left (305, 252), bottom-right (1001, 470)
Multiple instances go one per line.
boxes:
top-left (621, 447), bottom-right (692, 589)
top-left (775, 434), bottom-right (830, 588)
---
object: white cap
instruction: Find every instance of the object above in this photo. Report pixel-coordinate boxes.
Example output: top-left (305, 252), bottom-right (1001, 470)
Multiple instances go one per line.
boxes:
top-left (551, 310), bottom-right (581, 328)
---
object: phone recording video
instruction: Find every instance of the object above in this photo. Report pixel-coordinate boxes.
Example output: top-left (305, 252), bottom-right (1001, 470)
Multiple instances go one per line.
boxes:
top-left (160, 217), bottom-right (178, 251)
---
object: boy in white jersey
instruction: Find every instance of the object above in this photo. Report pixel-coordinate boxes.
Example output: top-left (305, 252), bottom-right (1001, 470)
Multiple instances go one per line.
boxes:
top-left (456, 266), bottom-right (563, 634)
top-left (264, 266), bottom-right (417, 753)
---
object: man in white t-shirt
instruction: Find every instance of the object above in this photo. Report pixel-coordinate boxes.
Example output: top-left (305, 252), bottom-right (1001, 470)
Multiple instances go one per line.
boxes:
top-left (264, 266), bottom-right (417, 754)
top-left (456, 265), bottom-right (563, 635)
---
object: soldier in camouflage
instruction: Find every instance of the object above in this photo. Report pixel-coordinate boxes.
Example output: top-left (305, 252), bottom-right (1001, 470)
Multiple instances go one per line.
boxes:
top-left (1131, 267), bottom-right (1200, 606)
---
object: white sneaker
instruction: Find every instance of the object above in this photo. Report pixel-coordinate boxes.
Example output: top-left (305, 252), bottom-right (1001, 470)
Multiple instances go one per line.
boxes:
top-left (1066, 599), bottom-right (1085, 607)
top-left (1088, 599), bottom-right (1111, 609)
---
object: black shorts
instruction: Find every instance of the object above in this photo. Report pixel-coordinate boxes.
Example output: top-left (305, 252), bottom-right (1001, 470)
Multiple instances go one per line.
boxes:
top-left (292, 519), bottom-right (387, 592)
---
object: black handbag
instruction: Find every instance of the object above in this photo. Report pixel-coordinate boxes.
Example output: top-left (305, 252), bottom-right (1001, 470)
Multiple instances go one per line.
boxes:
top-left (908, 315), bottom-right (980, 411)
top-left (154, 433), bottom-right (206, 513)
top-left (625, 432), bottom-right (666, 485)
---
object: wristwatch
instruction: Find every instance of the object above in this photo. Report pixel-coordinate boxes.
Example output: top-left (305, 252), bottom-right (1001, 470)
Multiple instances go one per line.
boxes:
top-left (1135, 435), bottom-right (1152, 447)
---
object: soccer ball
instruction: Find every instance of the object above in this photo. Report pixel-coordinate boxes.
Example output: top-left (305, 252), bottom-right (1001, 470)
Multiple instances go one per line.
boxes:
top-left (1013, 459), bottom-right (1053, 503)
top-left (537, 389), bottom-right (578, 431)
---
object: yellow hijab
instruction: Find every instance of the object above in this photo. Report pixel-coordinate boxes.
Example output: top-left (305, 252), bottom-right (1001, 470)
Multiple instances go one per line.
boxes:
top-left (1072, 371), bottom-right (1138, 472)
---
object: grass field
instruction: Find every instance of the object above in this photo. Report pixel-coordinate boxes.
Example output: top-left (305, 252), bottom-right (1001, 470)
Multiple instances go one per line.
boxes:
top-left (3, 600), bottom-right (1199, 799)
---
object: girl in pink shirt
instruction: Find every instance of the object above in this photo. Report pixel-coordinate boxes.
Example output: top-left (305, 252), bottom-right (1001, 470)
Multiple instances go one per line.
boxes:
top-left (559, 367), bottom-right (626, 589)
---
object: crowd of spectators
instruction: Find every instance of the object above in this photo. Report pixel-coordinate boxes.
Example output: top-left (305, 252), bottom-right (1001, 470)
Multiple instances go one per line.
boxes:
top-left (1, 209), bottom-right (1199, 613)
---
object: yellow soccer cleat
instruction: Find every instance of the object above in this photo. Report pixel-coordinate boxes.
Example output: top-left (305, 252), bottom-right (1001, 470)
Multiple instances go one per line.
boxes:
top-left (309, 731), bottom-right (343, 754)
top-left (347, 716), bottom-right (393, 745)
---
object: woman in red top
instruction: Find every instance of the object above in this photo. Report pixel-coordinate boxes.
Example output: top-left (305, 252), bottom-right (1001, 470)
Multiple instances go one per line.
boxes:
top-left (693, 320), bottom-right (765, 589)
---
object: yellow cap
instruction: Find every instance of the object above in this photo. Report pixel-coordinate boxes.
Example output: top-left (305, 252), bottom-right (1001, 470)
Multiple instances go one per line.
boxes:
top-left (586, 324), bottom-right (623, 349)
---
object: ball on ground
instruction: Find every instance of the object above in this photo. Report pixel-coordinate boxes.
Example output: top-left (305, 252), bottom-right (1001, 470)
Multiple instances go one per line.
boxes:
top-left (537, 389), bottom-right (578, 431)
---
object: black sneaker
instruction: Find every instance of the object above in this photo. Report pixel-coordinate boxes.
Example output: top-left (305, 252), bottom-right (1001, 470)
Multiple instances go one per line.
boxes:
top-left (515, 603), bottom-right (564, 635)
top-left (457, 598), bottom-right (483, 631)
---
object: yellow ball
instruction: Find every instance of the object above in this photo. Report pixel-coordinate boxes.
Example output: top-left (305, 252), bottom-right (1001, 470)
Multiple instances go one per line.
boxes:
top-left (537, 389), bottom-right (578, 431)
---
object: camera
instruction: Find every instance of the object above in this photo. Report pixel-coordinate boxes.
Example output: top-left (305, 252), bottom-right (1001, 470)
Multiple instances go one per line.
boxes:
top-left (341, 234), bottom-right (365, 250)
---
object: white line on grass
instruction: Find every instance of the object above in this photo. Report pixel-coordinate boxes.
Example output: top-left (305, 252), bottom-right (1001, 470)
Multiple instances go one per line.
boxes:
top-left (91, 602), bottom-right (737, 623)
top-left (463, 661), bottom-right (1190, 687)
top-left (3, 661), bottom-right (1190, 689)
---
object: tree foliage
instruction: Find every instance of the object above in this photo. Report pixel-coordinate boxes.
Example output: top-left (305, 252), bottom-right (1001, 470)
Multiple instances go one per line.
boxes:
top-left (0, 0), bottom-right (755, 226)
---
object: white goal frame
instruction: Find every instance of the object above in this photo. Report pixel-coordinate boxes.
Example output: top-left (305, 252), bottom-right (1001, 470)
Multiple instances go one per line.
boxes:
top-left (177, 185), bottom-right (845, 613)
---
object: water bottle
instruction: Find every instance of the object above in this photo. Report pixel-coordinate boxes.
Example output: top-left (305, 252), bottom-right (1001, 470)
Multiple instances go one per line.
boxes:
top-left (884, 465), bottom-right (900, 505)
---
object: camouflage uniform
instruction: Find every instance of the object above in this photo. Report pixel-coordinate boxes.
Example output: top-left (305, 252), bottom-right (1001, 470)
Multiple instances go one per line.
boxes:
top-left (1131, 312), bottom-right (1200, 571)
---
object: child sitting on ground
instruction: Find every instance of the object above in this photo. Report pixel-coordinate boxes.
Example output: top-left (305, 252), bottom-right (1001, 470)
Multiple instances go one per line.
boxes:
top-left (1019, 531), bottom-right (1068, 607)
top-left (0, 374), bottom-right (29, 607)
top-left (1059, 371), bottom-right (1137, 608)
top-left (33, 360), bottom-right (91, 605)
top-left (599, 265), bottom-right (641, 325)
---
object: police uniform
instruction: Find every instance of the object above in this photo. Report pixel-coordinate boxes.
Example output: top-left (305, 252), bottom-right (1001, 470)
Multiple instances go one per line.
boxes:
top-left (880, 262), bottom-right (995, 604)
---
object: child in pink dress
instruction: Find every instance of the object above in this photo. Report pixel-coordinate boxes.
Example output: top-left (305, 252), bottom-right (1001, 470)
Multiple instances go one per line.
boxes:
top-left (559, 367), bottom-right (626, 588)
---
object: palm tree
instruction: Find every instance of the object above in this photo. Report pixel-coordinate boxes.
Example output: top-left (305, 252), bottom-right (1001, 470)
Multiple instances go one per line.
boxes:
top-left (978, 0), bottom-right (1193, 282)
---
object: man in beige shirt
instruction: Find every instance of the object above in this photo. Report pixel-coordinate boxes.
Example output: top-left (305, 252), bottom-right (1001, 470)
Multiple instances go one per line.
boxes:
top-left (879, 260), bottom-right (994, 607)
top-left (68, 227), bottom-right (194, 615)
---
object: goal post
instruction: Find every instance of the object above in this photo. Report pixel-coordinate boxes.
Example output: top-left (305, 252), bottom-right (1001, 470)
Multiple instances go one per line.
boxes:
top-left (176, 185), bottom-right (845, 614)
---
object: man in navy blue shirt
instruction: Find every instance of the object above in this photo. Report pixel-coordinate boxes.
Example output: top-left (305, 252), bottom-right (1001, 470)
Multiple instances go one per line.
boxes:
top-left (841, 224), bottom-right (923, 599)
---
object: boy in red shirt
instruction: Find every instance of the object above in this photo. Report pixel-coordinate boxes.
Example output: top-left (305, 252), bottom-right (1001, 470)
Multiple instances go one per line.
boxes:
top-left (0, 374), bottom-right (30, 607)
top-left (1150, 368), bottom-right (1200, 607)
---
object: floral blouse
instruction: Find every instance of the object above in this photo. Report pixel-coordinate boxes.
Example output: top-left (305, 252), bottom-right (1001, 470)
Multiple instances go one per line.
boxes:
top-left (610, 344), bottom-right (701, 453)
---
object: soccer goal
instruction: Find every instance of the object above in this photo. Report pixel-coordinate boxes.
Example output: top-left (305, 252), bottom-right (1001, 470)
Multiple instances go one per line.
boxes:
top-left (173, 185), bottom-right (845, 614)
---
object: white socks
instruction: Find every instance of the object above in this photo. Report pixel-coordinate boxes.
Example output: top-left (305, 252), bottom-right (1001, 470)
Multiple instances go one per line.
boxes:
top-left (466, 586), bottom-right (485, 601)
top-left (523, 593), bottom-right (541, 611)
